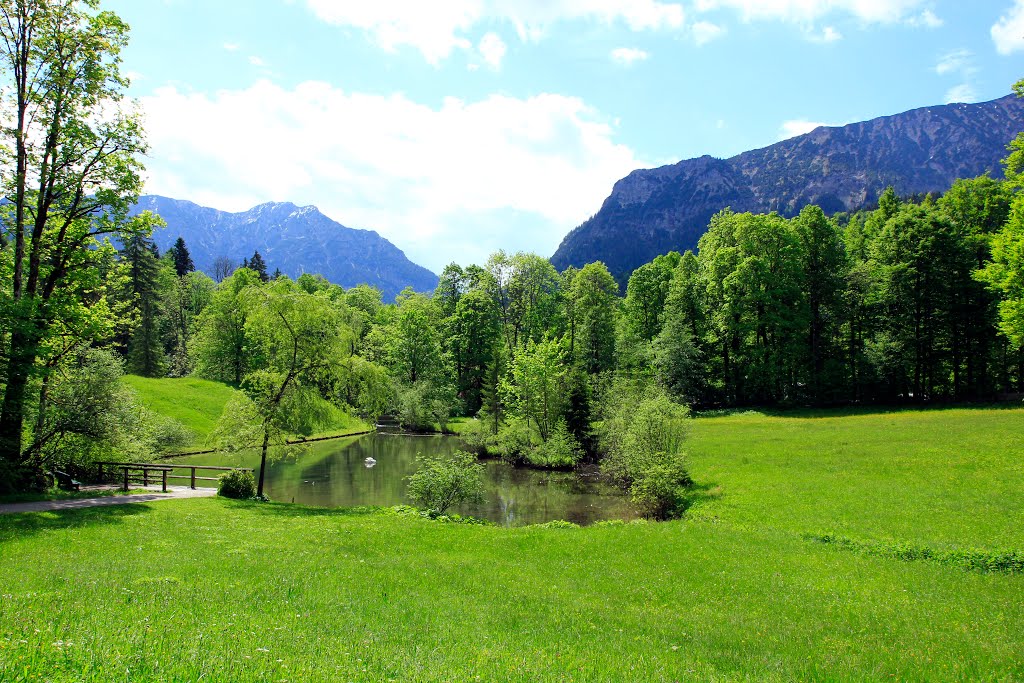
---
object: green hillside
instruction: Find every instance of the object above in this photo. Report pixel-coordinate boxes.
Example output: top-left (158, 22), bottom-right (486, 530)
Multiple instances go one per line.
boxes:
top-left (123, 375), bottom-right (371, 449)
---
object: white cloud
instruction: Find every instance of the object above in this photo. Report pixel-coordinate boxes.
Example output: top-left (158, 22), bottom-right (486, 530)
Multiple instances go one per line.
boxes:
top-left (945, 83), bottom-right (979, 104)
top-left (303, 0), bottom-right (684, 63)
top-left (610, 47), bottom-right (650, 65)
top-left (907, 9), bottom-right (942, 28)
top-left (223, 42), bottom-right (240, 51)
top-left (778, 119), bottom-right (830, 139)
top-left (478, 32), bottom-right (507, 68)
top-left (694, 0), bottom-right (932, 25)
top-left (992, 0), bottom-right (1024, 55)
top-left (807, 25), bottom-right (842, 42)
top-left (248, 55), bottom-right (266, 67)
top-left (139, 81), bottom-right (647, 271)
top-left (934, 49), bottom-right (974, 76)
top-left (691, 20), bottom-right (725, 45)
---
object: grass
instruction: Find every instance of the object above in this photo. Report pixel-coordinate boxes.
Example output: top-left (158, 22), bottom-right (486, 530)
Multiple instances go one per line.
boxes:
top-left (1, 406), bottom-right (1022, 681)
top-left (686, 405), bottom-right (1024, 550)
top-left (123, 375), bottom-right (372, 450)
top-left (123, 375), bottom-right (239, 447)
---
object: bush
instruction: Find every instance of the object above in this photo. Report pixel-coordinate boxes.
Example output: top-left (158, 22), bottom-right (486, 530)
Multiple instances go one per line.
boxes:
top-left (459, 418), bottom-right (494, 455)
top-left (218, 469), bottom-right (257, 499)
top-left (405, 450), bottom-right (485, 514)
top-left (628, 455), bottom-right (691, 519)
top-left (527, 421), bottom-right (583, 469)
top-left (597, 383), bottom-right (693, 520)
top-left (493, 418), bottom-right (536, 465)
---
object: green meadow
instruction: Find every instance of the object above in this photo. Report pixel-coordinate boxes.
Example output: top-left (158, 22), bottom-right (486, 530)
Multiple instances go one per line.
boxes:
top-left (122, 375), bottom-right (371, 449)
top-left (1, 406), bottom-right (1022, 681)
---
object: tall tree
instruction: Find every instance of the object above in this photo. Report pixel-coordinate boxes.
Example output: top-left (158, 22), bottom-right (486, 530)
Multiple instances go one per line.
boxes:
top-left (248, 251), bottom-right (269, 282)
top-left (168, 236), bottom-right (194, 277)
top-left (569, 262), bottom-right (618, 374)
top-left (121, 233), bottom-right (168, 377)
top-left (0, 0), bottom-right (149, 467)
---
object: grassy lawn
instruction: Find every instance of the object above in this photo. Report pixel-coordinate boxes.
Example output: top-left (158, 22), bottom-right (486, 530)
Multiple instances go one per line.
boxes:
top-left (1, 406), bottom-right (1022, 681)
top-left (123, 375), bottom-right (372, 450)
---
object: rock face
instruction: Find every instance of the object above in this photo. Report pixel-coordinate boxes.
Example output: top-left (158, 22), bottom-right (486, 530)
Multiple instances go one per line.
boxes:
top-left (134, 195), bottom-right (438, 301)
top-left (551, 94), bottom-right (1024, 285)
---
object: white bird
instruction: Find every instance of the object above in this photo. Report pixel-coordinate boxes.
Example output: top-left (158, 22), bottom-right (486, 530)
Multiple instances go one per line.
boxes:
top-left (364, 457), bottom-right (377, 468)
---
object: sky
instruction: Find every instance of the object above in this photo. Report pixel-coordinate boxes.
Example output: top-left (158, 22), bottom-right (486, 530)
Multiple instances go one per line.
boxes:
top-left (105, 0), bottom-right (1024, 274)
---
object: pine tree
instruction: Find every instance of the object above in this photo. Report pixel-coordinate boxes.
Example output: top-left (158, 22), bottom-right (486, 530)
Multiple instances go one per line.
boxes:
top-left (249, 251), bottom-right (269, 282)
top-left (169, 236), bottom-right (195, 277)
top-left (121, 233), bottom-right (168, 377)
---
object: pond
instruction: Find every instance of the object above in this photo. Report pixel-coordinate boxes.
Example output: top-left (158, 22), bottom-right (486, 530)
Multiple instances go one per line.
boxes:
top-left (174, 433), bottom-right (637, 527)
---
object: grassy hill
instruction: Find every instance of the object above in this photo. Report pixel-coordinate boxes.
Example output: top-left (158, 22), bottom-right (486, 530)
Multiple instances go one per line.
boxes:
top-left (123, 375), bottom-right (371, 449)
top-left (1, 407), bottom-right (1022, 680)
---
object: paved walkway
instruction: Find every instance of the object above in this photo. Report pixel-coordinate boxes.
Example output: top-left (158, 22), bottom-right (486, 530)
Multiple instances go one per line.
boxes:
top-left (0, 486), bottom-right (217, 515)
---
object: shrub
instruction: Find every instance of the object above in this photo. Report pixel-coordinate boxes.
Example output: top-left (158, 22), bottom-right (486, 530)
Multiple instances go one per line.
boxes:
top-left (218, 469), bottom-right (257, 499)
top-left (597, 383), bottom-right (693, 520)
top-left (405, 450), bottom-right (485, 514)
top-left (527, 421), bottom-right (583, 469)
top-left (493, 418), bottom-right (536, 465)
top-left (459, 418), bottom-right (494, 455)
top-left (628, 455), bottom-right (691, 519)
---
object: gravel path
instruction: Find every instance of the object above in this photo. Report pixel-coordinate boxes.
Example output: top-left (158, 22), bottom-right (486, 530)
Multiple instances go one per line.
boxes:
top-left (0, 486), bottom-right (217, 515)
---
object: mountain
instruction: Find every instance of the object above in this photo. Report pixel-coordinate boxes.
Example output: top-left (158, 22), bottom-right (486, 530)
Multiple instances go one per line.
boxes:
top-left (551, 94), bottom-right (1024, 285)
top-left (133, 195), bottom-right (438, 301)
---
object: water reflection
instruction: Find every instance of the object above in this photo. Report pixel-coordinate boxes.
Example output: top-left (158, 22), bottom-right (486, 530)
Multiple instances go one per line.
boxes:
top-left (175, 433), bottom-right (637, 526)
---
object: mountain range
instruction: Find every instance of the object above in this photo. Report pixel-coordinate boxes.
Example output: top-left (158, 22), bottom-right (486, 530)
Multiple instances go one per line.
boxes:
top-left (133, 196), bottom-right (438, 301)
top-left (551, 94), bottom-right (1024, 285)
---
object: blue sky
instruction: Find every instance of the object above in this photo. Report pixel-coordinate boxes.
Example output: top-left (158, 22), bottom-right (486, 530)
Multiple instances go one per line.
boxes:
top-left (105, 0), bottom-right (1024, 273)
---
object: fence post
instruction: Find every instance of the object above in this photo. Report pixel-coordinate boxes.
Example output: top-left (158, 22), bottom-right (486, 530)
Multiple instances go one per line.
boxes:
top-left (191, 467), bottom-right (196, 490)
top-left (162, 469), bottom-right (168, 493)
top-left (122, 467), bottom-right (128, 492)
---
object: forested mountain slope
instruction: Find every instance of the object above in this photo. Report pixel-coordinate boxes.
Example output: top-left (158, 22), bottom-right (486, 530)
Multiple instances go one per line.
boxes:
top-left (134, 195), bottom-right (438, 301)
top-left (551, 94), bottom-right (1024, 284)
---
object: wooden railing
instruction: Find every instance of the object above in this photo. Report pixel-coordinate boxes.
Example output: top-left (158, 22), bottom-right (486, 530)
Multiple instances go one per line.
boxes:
top-left (96, 462), bottom-right (255, 492)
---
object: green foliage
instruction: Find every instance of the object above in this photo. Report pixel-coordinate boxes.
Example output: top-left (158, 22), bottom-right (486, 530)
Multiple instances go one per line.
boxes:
top-left (405, 449), bottom-right (485, 514)
top-left (504, 337), bottom-right (565, 441)
top-left (528, 420), bottom-right (583, 468)
top-left (395, 381), bottom-right (453, 432)
top-left (0, 0), bottom-right (152, 466)
top-left (217, 469), bottom-right (257, 500)
top-left (493, 417), bottom-right (537, 464)
top-left (568, 261), bottom-right (618, 373)
top-left (458, 417), bottom-right (494, 455)
top-left (977, 194), bottom-right (1024, 349)
top-left (598, 383), bottom-right (692, 519)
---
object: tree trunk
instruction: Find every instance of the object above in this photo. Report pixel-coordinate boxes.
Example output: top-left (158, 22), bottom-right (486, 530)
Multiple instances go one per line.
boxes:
top-left (257, 427), bottom-right (270, 497)
top-left (0, 328), bottom-right (38, 464)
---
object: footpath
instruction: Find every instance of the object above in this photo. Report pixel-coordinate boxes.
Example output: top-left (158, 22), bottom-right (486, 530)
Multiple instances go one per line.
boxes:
top-left (0, 486), bottom-right (216, 515)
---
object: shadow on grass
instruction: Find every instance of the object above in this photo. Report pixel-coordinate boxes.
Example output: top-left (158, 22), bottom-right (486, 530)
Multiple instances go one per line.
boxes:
top-left (0, 503), bottom-right (154, 544)
top-left (680, 481), bottom-right (722, 514)
top-left (696, 401), bottom-right (1024, 420)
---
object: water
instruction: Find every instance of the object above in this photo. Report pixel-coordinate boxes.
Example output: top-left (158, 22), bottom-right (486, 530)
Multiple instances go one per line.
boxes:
top-left (175, 433), bottom-right (637, 526)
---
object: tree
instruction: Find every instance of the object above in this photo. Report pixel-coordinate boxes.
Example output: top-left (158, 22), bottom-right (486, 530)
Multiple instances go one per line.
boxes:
top-left (978, 195), bottom-right (1024, 354)
top-left (248, 251), bottom-right (269, 283)
top-left (192, 268), bottom-right (263, 384)
top-left (569, 262), bottom-right (618, 374)
top-left (213, 256), bottom-right (234, 283)
top-left (793, 205), bottom-right (848, 402)
top-left (120, 232), bottom-right (169, 377)
top-left (212, 279), bottom-right (350, 497)
top-left (168, 237), bottom-right (194, 277)
top-left (505, 337), bottom-right (565, 441)
top-left (0, 0), bottom-right (150, 468)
